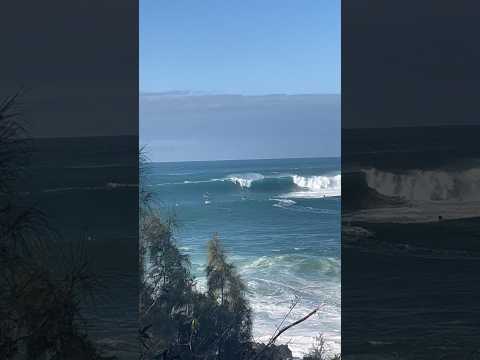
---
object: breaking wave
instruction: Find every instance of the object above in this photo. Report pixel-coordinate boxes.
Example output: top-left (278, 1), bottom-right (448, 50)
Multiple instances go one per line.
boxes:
top-left (240, 254), bottom-right (341, 278)
top-left (226, 173), bottom-right (265, 188)
top-left (364, 167), bottom-right (480, 201)
top-left (292, 174), bottom-right (341, 192)
top-left (226, 173), bottom-right (341, 198)
top-left (287, 174), bottom-right (341, 198)
top-left (156, 173), bottom-right (341, 198)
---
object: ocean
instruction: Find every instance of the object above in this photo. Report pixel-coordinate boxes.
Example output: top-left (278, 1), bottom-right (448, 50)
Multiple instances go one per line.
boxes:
top-left (148, 157), bottom-right (341, 357)
top-left (342, 126), bottom-right (480, 358)
top-left (26, 137), bottom-right (140, 359)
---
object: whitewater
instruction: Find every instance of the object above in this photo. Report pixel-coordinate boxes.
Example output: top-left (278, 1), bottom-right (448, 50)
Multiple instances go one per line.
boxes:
top-left (148, 158), bottom-right (341, 357)
top-left (343, 168), bottom-right (480, 224)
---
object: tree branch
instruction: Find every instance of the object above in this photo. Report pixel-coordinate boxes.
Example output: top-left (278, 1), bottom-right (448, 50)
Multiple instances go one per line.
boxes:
top-left (269, 307), bottom-right (318, 346)
top-left (253, 306), bottom-right (321, 360)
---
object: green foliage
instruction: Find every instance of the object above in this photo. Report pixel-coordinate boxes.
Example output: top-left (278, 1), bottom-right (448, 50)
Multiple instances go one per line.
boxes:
top-left (139, 150), bottom-right (325, 360)
top-left (140, 213), bottom-right (194, 353)
top-left (140, 200), bottom-right (253, 360)
top-left (205, 233), bottom-right (252, 359)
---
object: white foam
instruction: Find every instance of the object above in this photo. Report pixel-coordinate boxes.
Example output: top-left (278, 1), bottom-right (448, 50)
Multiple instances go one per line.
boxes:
top-left (271, 198), bottom-right (297, 208)
top-left (292, 175), bottom-right (340, 191)
top-left (226, 173), bottom-right (265, 188)
top-left (162, 173), bottom-right (341, 199)
top-left (364, 167), bottom-right (480, 202)
top-left (159, 251), bottom-right (341, 358)
top-left (282, 174), bottom-right (341, 199)
top-left (248, 276), bottom-right (341, 358)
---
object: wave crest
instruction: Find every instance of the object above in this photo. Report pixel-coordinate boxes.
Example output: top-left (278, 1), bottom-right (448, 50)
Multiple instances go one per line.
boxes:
top-left (226, 173), bottom-right (265, 188)
top-left (364, 168), bottom-right (480, 201)
top-left (240, 254), bottom-right (340, 278)
top-left (289, 174), bottom-right (341, 198)
top-left (157, 172), bottom-right (342, 198)
top-left (226, 173), bottom-right (341, 197)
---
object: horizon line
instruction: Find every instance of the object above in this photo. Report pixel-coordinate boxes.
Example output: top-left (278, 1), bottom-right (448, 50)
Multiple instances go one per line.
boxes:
top-left (140, 91), bottom-right (341, 97)
top-left (148, 155), bottom-right (341, 164)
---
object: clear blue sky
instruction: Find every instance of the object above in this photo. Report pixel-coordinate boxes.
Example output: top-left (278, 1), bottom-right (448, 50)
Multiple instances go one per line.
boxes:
top-left (140, 1), bottom-right (340, 95)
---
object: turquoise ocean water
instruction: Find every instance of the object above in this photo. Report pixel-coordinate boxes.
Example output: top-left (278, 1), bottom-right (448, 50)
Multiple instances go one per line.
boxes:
top-left (149, 157), bottom-right (341, 356)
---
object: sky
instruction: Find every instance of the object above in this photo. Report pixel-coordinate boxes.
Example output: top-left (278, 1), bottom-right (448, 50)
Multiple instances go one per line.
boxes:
top-left (140, 1), bottom-right (341, 162)
top-left (1, 0), bottom-right (138, 138)
top-left (343, 1), bottom-right (480, 128)
top-left (140, 93), bottom-right (340, 162)
top-left (140, 1), bottom-right (340, 95)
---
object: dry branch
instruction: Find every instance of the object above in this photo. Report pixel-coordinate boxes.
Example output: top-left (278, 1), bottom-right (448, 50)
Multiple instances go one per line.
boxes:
top-left (253, 306), bottom-right (321, 360)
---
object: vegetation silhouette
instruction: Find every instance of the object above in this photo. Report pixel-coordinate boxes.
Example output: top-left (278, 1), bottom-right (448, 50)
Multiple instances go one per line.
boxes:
top-left (0, 91), bottom-right (113, 359)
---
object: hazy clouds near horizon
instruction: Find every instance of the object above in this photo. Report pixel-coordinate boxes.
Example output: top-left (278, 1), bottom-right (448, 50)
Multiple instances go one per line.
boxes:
top-left (140, 93), bottom-right (340, 162)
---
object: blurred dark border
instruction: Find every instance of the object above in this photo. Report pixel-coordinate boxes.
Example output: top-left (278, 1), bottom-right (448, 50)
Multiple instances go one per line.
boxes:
top-left (1, 1), bottom-right (139, 359)
top-left (342, 1), bottom-right (480, 359)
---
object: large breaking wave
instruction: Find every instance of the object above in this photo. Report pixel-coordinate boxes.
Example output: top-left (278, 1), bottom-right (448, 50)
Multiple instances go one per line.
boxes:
top-left (289, 174), bottom-right (341, 198)
top-left (158, 173), bottom-right (341, 198)
top-left (364, 168), bottom-right (480, 201)
top-left (228, 173), bottom-right (341, 198)
top-left (227, 173), bottom-right (266, 188)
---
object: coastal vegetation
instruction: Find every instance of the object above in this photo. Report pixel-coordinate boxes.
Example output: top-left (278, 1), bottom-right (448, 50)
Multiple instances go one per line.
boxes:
top-left (0, 91), bottom-right (109, 359)
top-left (0, 90), bottom-right (339, 359)
top-left (140, 150), bottom-right (252, 359)
top-left (139, 151), bottom-right (340, 360)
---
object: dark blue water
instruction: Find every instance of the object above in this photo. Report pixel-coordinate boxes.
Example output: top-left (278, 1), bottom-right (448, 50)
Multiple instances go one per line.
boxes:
top-left (148, 157), bottom-right (341, 356)
top-left (26, 137), bottom-right (139, 359)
